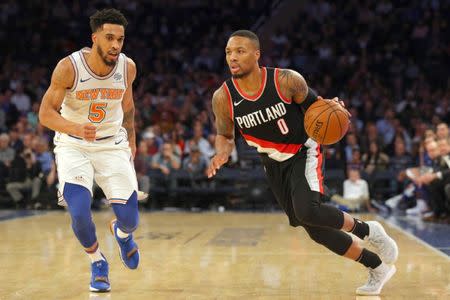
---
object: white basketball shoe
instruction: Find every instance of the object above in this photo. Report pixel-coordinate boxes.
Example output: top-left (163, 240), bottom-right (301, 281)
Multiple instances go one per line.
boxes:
top-left (356, 263), bottom-right (396, 295)
top-left (365, 221), bottom-right (399, 264)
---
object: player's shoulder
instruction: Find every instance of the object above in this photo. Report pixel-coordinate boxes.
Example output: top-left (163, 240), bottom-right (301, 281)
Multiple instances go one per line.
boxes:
top-left (212, 83), bottom-right (229, 103)
top-left (55, 56), bottom-right (75, 73)
top-left (52, 56), bottom-right (75, 87)
top-left (275, 68), bottom-right (306, 87)
top-left (122, 54), bottom-right (137, 80)
top-left (121, 53), bottom-right (135, 69)
top-left (276, 68), bottom-right (303, 78)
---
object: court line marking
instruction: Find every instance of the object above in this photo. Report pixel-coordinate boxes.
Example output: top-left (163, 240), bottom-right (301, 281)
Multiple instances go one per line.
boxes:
top-left (184, 230), bottom-right (204, 245)
top-left (377, 215), bottom-right (450, 261)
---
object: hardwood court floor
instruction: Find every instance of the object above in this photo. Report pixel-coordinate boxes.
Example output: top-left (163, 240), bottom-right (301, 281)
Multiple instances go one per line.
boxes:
top-left (0, 211), bottom-right (449, 300)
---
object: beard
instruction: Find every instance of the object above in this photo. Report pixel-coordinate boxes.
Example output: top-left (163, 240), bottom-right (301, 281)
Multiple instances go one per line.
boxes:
top-left (231, 70), bottom-right (251, 79)
top-left (97, 46), bottom-right (117, 67)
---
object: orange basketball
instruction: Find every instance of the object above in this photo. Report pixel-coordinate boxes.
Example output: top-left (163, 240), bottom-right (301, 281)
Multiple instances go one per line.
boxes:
top-left (304, 99), bottom-right (349, 145)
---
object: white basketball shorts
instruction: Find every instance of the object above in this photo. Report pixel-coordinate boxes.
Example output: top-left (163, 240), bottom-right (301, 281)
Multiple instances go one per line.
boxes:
top-left (54, 131), bottom-right (138, 206)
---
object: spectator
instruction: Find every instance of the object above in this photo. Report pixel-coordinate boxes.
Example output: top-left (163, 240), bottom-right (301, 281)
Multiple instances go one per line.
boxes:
top-left (347, 146), bottom-right (363, 171)
top-left (436, 122), bottom-right (449, 141)
top-left (362, 141), bottom-right (390, 176)
top-left (6, 149), bottom-right (42, 207)
top-left (142, 129), bottom-right (161, 156)
top-left (134, 140), bottom-right (152, 198)
top-left (183, 145), bottom-right (208, 180)
top-left (10, 83), bottom-right (31, 114)
top-left (151, 142), bottom-right (181, 175)
top-left (1, 90), bottom-right (20, 127)
top-left (331, 168), bottom-right (372, 212)
top-left (8, 126), bottom-right (24, 153)
top-left (344, 133), bottom-right (359, 162)
top-left (27, 102), bottom-right (40, 129)
top-left (390, 138), bottom-right (414, 193)
top-left (0, 133), bottom-right (14, 167)
top-left (185, 121), bottom-right (213, 159)
top-left (151, 142), bottom-right (181, 203)
top-left (376, 109), bottom-right (396, 147)
top-left (360, 122), bottom-right (384, 153)
top-left (415, 140), bottom-right (450, 222)
top-left (34, 137), bottom-right (53, 176)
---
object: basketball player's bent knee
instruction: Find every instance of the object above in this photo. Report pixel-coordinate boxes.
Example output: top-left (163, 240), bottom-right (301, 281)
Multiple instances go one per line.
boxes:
top-left (292, 188), bottom-right (344, 229)
top-left (293, 201), bottom-right (320, 225)
top-left (112, 191), bottom-right (139, 233)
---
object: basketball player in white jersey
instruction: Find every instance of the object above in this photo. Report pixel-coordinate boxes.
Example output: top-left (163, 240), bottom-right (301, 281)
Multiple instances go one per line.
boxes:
top-left (39, 9), bottom-right (140, 292)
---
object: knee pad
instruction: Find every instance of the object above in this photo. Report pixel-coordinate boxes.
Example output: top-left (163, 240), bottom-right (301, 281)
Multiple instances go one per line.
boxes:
top-left (112, 191), bottom-right (139, 233)
top-left (63, 183), bottom-right (97, 248)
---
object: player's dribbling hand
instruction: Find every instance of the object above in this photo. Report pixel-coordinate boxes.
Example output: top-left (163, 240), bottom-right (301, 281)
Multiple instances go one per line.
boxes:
top-left (207, 153), bottom-right (229, 178)
top-left (78, 123), bottom-right (97, 142)
top-left (318, 96), bottom-right (352, 117)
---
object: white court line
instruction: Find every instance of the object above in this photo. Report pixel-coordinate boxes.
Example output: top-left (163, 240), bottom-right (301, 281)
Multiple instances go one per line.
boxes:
top-left (377, 215), bottom-right (450, 261)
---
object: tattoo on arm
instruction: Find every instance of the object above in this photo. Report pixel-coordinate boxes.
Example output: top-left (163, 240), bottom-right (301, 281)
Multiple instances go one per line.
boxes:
top-left (212, 87), bottom-right (234, 139)
top-left (278, 69), bottom-right (308, 102)
top-left (123, 108), bottom-right (135, 142)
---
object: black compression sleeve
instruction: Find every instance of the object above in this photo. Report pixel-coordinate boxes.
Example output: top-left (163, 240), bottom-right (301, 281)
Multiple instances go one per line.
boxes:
top-left (301, 87), bottom-right (318, 111)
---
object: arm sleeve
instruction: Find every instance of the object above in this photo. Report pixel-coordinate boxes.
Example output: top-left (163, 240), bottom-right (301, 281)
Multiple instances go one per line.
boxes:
top-left (300, 87), bottom-right (319, 111)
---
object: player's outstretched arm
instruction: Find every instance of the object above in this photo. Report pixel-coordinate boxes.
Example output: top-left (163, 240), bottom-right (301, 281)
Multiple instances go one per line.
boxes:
top-left (207, 85), bottom-right (235, 178)
top-left (39, 58), bottom-right (96, 141)
top-left (122, 57), bottom-right (137, 157)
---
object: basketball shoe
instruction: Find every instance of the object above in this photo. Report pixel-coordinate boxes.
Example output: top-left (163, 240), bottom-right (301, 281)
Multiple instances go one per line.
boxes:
top-left (365, 221), bottom-right (398, 264)
top-left (356, 263), bottom-right (396, 295)
top-left (89, 254), bottom-right (110, 292)
top-left (110, 219), bottom-right (140, 269)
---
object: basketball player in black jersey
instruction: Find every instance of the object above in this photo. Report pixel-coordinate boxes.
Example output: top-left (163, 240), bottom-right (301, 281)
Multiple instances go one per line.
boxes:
top-left (207, 30), bottom-right (398, 296)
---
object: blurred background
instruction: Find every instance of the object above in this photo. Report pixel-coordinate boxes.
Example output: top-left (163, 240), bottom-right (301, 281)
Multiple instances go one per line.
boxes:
top-left (0, 0), bottom-right (449, 224)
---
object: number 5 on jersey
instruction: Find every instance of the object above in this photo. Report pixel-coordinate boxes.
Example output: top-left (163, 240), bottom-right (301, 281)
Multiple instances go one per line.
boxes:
top-left (89, 102), bottom-right (107, 123)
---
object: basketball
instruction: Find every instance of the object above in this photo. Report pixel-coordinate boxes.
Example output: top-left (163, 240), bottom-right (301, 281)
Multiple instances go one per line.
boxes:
top-left (304, 99), bottom-right (349, 145)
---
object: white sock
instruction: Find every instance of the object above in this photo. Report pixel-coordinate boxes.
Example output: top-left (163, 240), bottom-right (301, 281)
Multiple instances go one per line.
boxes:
top-left (116, 227), bottom-right (130, 239)
top-left (88, 248), bottom-right (105, 263)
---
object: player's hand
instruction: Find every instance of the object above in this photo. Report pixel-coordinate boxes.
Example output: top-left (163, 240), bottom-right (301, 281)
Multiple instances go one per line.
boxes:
top-left (77, 123), bottom-right (96, 142)
top-left (318, 96), bottom-right (352, 117)
top-left (207, 153), bottom-right (229, 178)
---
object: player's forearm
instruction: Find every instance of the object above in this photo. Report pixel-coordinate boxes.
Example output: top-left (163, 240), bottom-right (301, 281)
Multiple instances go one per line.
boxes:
top-left (122, 108), bottom-right (136, 146)
top-left (215, 135), bottom-right (234, 157)
top-left (39, 108), bottom-right (80, 136)
top-left (300, 87), bottom-right (318, 110)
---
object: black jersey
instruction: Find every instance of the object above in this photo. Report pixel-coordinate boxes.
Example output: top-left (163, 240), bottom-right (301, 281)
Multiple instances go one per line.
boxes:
top-left (223, 67), bottom-right (308, 161)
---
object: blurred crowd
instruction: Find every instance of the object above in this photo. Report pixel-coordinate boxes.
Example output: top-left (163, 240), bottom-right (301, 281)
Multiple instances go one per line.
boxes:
top-left (0, 1), bottom-right (448, 217)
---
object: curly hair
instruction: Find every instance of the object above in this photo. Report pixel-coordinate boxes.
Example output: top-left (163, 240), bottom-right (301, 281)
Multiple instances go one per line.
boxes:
top-left (89, 8), bottom-right (128, 32)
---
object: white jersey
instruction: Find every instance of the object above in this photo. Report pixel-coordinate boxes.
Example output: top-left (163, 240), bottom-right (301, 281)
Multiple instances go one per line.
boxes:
top-left (54, 47), bottom-right (128, 146)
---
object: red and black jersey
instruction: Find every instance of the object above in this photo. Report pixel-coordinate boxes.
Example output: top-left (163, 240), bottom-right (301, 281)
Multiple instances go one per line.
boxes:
top-left (223, 67), bottom-right (308, 162)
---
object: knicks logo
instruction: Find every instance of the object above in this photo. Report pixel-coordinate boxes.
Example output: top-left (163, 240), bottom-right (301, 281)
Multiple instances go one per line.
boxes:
top-left (76, 88), bottom-right (124, 101)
